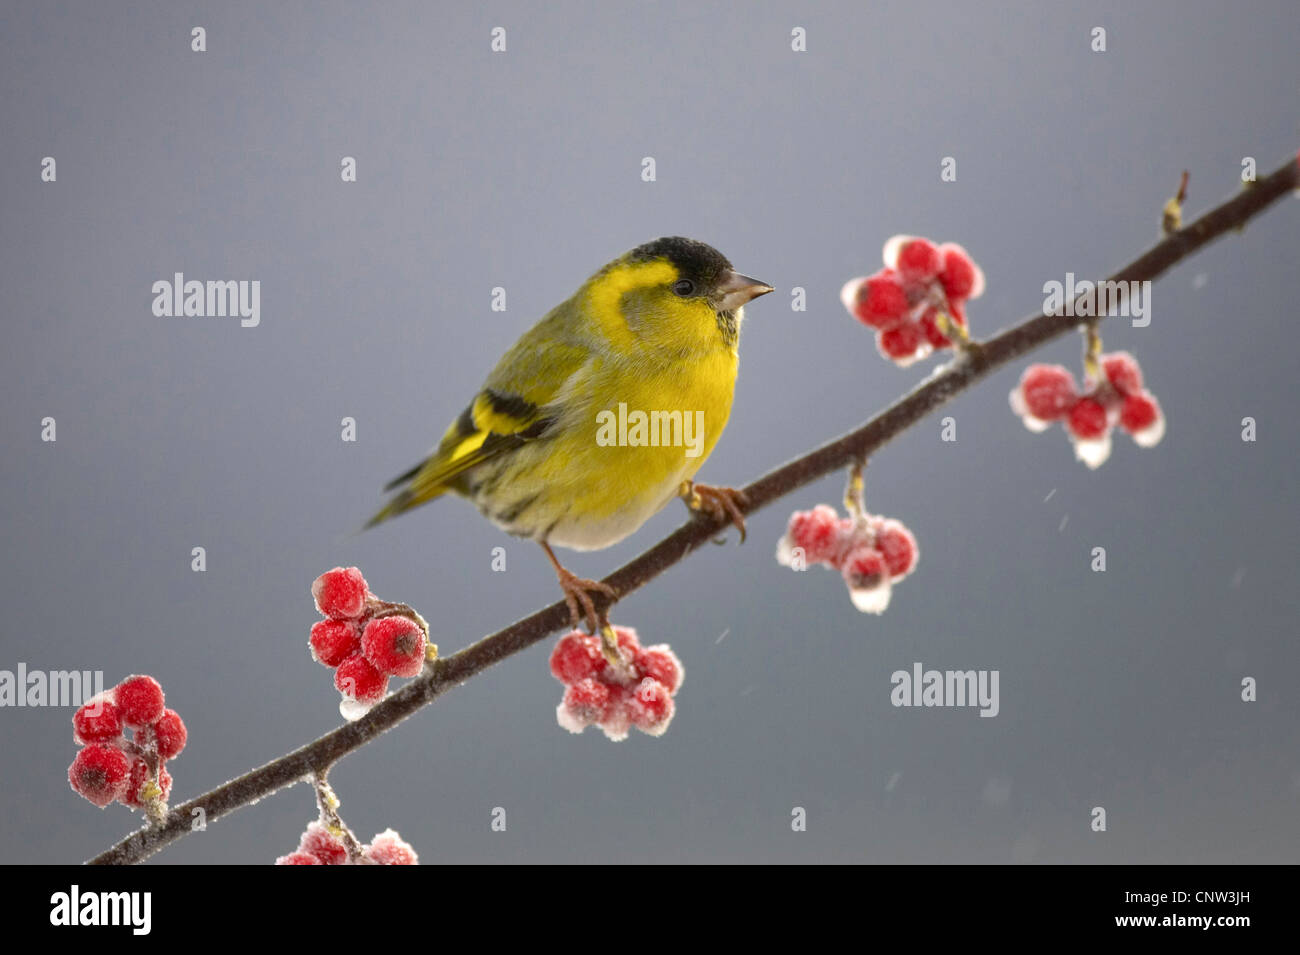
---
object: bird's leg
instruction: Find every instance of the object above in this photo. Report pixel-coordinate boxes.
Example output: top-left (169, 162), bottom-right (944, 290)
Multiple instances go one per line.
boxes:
top-left (680, 480), bottom-right (748, 543)
top-left (539, 541), bottom-right (617, 638)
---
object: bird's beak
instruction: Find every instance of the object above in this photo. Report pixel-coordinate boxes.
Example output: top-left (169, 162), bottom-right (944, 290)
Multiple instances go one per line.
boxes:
top-left (715, 270), bottom-right (775, 311)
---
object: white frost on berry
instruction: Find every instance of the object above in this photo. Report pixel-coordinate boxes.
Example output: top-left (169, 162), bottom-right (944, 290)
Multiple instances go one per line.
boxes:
top-left (1072, 433), bottom-right (1113, 469)
top-left (555, 702), bottom-right (589, 735)
top-left (338, 697), bottom-right (374, 722)
top-left (848, 577), bottom-right (893, 614)
top-left (882, 234), bottom-right (912, 269)
top-left (1009, 387), bottom-right (1051, 432)
top-left (840, 277), bottom-right (865, 314)
top-left (1130, 410), bottom-right (1166, 448)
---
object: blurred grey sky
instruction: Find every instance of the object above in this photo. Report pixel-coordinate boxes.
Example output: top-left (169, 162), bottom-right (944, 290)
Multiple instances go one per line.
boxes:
top-left (1, 0), bottom-right (1297, 863)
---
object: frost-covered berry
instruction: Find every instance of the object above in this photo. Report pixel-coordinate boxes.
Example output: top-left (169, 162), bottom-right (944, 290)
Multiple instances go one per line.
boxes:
top-left (334, 653), bottom-right (388, 705)
top-left (892, 237), bottom-right (942, 284)
top-left (636, 646), bottom-right (684, 695)
top-left (312, 566), bottom-right (369, 620)
top-left (549, 631), bottom-right (606, 684)
top-left (878, 320), bottom-right (924, 363)
top-left (366, 829), bottom-right (418, 865)
top-left (1101, 351), bottom-right (1143, 395)
top-left (627, 679), bottom-right (676, 736)
top-left (73, 694), bottom-right (123, 744)
top-left (558, 678), bottom-right (614, 732)
top-left (843, 271), bottom-right (909, 328)
top-left (937, 243), bottom-right (984, 301)
top-left (300, 822), bottom-right (348, 865)
top-left (116, 675), bottom-right (165, 728)
top-left (1120, 391), bottom-right (1165, 447)
top-left (276, 851), bottom-right (322, 865)
top-left (840, 547), bottom-right (893, 614)
top-left (1013, 364), bottom-right (1078, 424)
top-left (310, 619), bottom-right (361, 668)
top-left (153, 709), bottom-right (188, 760)
top-left (777, 504), bottom-right (844, 566)
top-left (69, 743), bottom-right (131, 808)
top-left (1066, 397), bottom-right (1109, 440)
top-left (361, 616), bottom-right (426, 678)
top-left (874, 519), bottom-right (919, 579)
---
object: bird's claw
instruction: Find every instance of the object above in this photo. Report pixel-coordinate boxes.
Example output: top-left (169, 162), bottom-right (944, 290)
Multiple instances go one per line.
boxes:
top-left (554, 565), bottom-right (617, 634)
top-left (682, 481), bottom-right (748, 543)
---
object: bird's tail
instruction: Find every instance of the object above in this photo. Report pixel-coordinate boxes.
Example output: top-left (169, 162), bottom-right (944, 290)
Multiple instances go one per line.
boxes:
top-left (364, 458), bottom-right (450, 530)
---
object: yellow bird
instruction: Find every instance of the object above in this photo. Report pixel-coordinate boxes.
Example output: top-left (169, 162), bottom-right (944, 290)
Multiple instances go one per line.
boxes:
top-left (368, 237), bottom-right (773, 635)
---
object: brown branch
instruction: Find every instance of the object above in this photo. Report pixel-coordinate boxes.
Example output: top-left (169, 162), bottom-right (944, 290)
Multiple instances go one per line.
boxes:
top-left (87, 154), bottom-right (1299, 865)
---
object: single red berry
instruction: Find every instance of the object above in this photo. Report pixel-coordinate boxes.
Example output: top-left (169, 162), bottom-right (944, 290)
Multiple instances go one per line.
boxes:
top-left (300, 822), bottom-right (348, 865)
top-left (361, 616), bottom-right (426, 678)
top-left (635, 646), bottom-right (684, 695)
top-left (874, 519), bottom-right (919, 579)
top-left (850, 271), bottom-right (909, 328)
top-left (153, 709), bottom-right (188, 760)
top-left (334, 653), bottom-right (388, 705)
top-left (1018, 364), bottom-right (1079, 421)
top-left (73, 695), bottom-right (123, 744)
top-left (116, 675), bottom-right (165, 728)
top-left (841, 546), bottom-right (887, 590)
top-left (122, 758), bottom-right (173, 808)
top-left (895, 237), bottom-right (942, 284)
top-left (780, 505), bottom-right (843, 565)
top-left (627, 678), bottom-right (676, 736)
top-left (549, 631), bottom-right (606, 684)
top-left (311, 566), bottom-right (369, 620)
top-left (276, 852), bottom-right (323, 865)
top-left (563, 678), bottom-right (613, 723)
top-left (68, 743), bottom-right (131, 808)
top-left (1101, 351), bottom-right (1143, 395)
top-left (366, 829), bottom-right (418, 865)
top-left (309, 619), bottom-right (361, 668)
top-left (937, 243), bottom-right (983, 301)
top-left (1066, 397), bottom-right (1109, 440)
top-left (1119, 390), bottom-right (1161, 435)
top-left (878, 320), bottom-right (924, 362)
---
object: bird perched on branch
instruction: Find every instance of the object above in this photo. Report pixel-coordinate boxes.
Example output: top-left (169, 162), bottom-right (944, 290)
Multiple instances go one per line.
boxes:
top-left (368, 236), bottom-right (772, 646)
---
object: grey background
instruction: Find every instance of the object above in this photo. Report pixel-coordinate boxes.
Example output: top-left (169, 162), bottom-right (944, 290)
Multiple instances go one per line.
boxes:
top-left (1, 1), bottom-right (1296, 864)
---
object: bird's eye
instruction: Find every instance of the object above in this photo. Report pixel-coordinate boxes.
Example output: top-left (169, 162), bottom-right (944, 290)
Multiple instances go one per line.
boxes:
top-left (672, 279), bottom-right (695, 297)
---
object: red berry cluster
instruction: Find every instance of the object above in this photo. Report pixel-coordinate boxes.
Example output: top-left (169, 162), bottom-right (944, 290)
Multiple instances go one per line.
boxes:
top-left (549, 627), bottom-right (683, 741)
top-left (776, 504), bottom-right (919, 614)
top-left (1010, 351), bottom-right (1164, 469)
top-left (841, 235), bottom-right (985, 365)
top-left (309, 567), bottom-right (429, 719)
top-left (276, 822), bottom-right (418, 865)
top-left (68, 675), bottom-right (187, 811)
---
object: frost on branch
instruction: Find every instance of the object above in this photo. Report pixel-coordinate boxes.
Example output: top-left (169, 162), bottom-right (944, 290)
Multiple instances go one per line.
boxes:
top-left (550, 627), bottom-right (683, 741)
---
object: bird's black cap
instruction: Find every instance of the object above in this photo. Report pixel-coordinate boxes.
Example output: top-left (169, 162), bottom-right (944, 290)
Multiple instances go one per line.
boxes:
top-left (629, 236), bottom-right (733, 290)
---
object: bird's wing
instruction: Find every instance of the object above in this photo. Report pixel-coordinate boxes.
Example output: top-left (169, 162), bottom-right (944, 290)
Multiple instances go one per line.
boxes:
top-left (368, 306), bottom-right (593, 527)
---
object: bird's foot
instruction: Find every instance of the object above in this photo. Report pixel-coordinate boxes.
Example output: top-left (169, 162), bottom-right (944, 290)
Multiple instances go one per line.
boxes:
top-left (554, 565), bottom-right (617, 634)
top-left (681, 480), bottom-right (748, 543)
